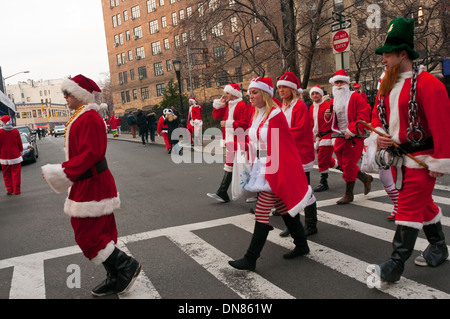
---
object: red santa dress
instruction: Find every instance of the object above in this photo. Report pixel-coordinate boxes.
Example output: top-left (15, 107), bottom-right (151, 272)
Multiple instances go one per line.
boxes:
top-left (371, 67), bottom-right (450, 228)
top-left (0, 117), bottom-right (23, 195)
top-left (187, 102), bottom-right (203, 145)
top-left (157, 111), bottom-right (170, 151)
top-left (41, 103), bottom-right (120, 264)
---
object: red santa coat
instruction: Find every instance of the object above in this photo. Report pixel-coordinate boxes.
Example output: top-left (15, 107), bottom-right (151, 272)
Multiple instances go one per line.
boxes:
top-left (283, 99), bottom-right (315, 171)
top-left (187, 105), bottom-right (203, 131)
top-left (212, 98), bottom-right (251, 145)
top-left (41, 103), bottom-right (120, 218)
top-left (0, 128), bottom-right (23, 165)
top-left (331, 92), bottom-right (371, 136)
top-left (246, 107), bottom-right (312, 217)
top-left (310, 100), bottom-right (333, 148)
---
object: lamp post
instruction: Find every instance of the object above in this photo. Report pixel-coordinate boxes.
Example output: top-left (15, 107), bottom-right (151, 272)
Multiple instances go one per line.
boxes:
top-left (172, 58), bottom-right (184, 120)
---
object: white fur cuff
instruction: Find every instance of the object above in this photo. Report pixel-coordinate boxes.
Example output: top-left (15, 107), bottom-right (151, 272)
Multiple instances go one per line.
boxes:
top-left (41, 164), bottom-right (73, 194)
top-left (213, 99), bottom-right (226, 109)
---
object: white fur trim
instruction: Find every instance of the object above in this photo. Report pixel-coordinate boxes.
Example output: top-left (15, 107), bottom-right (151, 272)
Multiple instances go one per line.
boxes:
top-left (64, 194), bottom-right (121, 218)
top-left (91, 241), bottom-right (116, 265)
top-left (41, 164), bottom-right (73, 194)
top-left (288, 185), bottom-right (313, 217)
top-left (276, 79), bottom-right (298, 91)
top-left (310, 87), bottom-right (324, 97)
top-left (0, 156), bottom-right (23, 165)
top-left (248, 80), bottom-right (273, 97)
top-left (61, 78), bottom-right (95, 104)
top-left (302, 160), bottom-right (315, 173)
top-left (329, 75), bottom-right (350, 84)
top-left (395, 220), bottom-right (423, 230)
top-left (213, 99), bottom-right (226, 109)
top-left (223, 85), bottom-right (242, 98)
top-left (423, 209), bottom-right (443, 226)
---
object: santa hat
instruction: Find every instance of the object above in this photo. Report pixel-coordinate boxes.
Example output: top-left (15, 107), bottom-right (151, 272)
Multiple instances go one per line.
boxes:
top-left (189, 97), bottom-right (197, 104)
top-left (248, 77), bottom-right (274, 97)
top-left (223, 83), bottom-right (242, 99)
top-left (353, 83), bottom-right (361, 89)
top-left (277, 72), bottom-right (303, 94)
top-left (0, 115), bottom-right (11, 125)
top-left (329, 69), bottom-right (350, 84)
top-left (61, 74), bottom-right (101, 103)
top-left (309, 85), bottom-right (324, 97)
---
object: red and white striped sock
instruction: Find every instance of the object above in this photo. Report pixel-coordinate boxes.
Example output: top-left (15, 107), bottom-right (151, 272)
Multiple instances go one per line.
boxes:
top-left (383, 183), bottom-right (398, 216)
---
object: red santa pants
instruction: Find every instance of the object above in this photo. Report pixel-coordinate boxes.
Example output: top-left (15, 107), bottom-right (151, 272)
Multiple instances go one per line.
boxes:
top-left (70, 214), bottom-right (118, 261)
top-left (395, 167), bottom-right (441, 229)
top-left (162, 132), bottom-right (170, 150)
top-left (224, 142), bottom-right (235, 172)
top-left (254, 191), bottom-right (289, 225)
top-left (334, 137), bottom-right (364, 182)
top-left (317, 145), bottom-right (336, 173)
top-left (1, 163), bottom-right (21, 194)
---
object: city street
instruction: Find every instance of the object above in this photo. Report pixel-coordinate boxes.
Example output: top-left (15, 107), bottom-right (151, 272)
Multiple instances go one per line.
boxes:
top-left (0, 134), bottom-right (449, 302)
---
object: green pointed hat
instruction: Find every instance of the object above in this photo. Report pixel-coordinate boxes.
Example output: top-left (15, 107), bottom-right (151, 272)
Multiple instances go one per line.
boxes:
top-left (375, 17), bottom-right (419, 59)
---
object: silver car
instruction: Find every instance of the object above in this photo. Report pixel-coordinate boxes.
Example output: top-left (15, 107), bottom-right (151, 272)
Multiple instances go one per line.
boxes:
top-left (53, 125), bottom-right (66, 137)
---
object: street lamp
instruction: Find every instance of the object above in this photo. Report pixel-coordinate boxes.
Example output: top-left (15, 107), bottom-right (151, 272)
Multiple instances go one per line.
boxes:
top-left (172, 58), bottom-right (184, 120)
top-left (4, 70), bottom-right (30, 80)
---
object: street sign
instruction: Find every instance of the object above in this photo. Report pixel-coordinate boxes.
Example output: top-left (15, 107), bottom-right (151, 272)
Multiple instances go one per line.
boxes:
top-left (190, 63), bottom-right (210, 71)
top-left (332, 11), bottom-right (344, 22)
top-left (332, 29), bottom-right (350, 53)
top-left (189, 48), bottom-right (208, 55)
top-left (331, 19), bottom-right (352, 32)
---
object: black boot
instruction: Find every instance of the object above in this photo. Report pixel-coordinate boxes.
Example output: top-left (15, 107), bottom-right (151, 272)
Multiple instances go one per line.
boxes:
top-left (314, 173), bottom-right (329, 192)
top-left (207, 171), bottom-right (232, 202)
top-left (336, 181), bottom-right (355, 205)
top-left (282, 214), bottom-right (310, 259)
top-left (228, 222), bottom-right (273, 271)
top-left (376, 225), bottom-right (419, 283)
top-left (357, 170), bottom-right (373, 195)
top-left (304, 202), bottom-right (318, 236)
top-left (415, 222), bottom-right (448, 267)
top-left (91, 248), bottom-right (141, 296)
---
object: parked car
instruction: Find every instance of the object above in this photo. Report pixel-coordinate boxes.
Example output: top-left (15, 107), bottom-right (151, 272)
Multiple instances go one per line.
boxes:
top-left (21, 133), bottom-right (38, 163)
top-left (53, 125), bottom-right (66, 137)
top-left (15, 125), bottom-right (35, 138)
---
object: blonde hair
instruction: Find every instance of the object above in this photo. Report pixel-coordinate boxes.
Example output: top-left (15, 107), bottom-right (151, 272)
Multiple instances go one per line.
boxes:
top-left (280, 88), bottom-right (298, 111)
top-left (253, 89), bottom-right (279, 121)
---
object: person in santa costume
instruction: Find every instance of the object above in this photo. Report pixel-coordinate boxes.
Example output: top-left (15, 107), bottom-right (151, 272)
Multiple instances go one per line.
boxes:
top-left (109, 114), bottom-right (119, 137)
top-left (207, 83), bottom-right (251, 203)
top-left (157, 109), bottom-right (171, 152)
top-left (329, 69), bottom-right (373, 204)
top-left (352, 83), bottom-right (368, 104)
top-left (0, 115), bottom-right (23, 195)
top-left (186, 97), bottom-right (203, 146)
top-left (309, 85), bottom-right (338, 192)
top-left (276, 72), bottom-right (318, 236)
top-left (41, 74), bottom-right (141, 297)
top-left (366, 17), bottom-right (449, 284)
top-left (228, 77), bottom-right (312, 271)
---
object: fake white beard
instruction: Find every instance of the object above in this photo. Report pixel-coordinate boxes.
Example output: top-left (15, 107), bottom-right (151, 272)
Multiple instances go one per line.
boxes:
top-left (332, 84), bottom-right (351, 132)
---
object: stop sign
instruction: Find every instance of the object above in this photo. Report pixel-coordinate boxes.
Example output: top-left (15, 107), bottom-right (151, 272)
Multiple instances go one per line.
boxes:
top-left (332, 29), bottom-right (350, 53)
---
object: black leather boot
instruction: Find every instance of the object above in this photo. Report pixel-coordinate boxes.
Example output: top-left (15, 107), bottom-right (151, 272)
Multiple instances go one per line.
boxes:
top-left (415, 222), bottom-right (448, 267)
top-left (207, 171), bottom-right (232, 202)
top-left (357, 170), bottom-right (373, 195)
top-left (314, 173), bottom-right (329, 192)
top-left (377, 225), bottom-right (419, 283)
top-left (228, 222), bottom-right (273, 271)
top-left (336, 181), bottom-right (355, 205)
top-left (282, 214), bottom-right (310, 259)
top-left (304, 202), bottom-right (318, 236)
top-left (91, 248), bottom-right (141, 296)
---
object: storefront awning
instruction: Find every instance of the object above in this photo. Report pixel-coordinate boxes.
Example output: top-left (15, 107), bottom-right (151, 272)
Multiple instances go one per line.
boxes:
top-left (0, 90), bottom-right (16, 112)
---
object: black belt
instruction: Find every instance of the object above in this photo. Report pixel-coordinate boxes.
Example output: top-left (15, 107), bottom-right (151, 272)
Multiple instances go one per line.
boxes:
top-left (317, 130), bottom-right (333, 138)
top-left (398, 137), bottom-right (433, 154)
top-left (76, 158), bottom-right (108, 181)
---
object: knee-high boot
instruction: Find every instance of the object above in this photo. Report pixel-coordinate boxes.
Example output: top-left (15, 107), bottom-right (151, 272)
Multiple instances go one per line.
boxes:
top-left (415, 222), bottom-right (448, 267)
top-left (314, 173), bottom-right (329, 192)
top-left (281, 214), bottom-right (310, 259)
top-left (375, 225), bottom-right (419, 283)
top-left (228, 222), bottom-right (273, 271)
top-left (304, 202), bottom-right (318, 236)
top-left (357, 170), bottom-right (373, 195)
top-left (91, 248), bottom-right (141, 296)
top-left (207, 171), bottom-right (232, 203)
top-left (336, 181), bottom-right (355, 205)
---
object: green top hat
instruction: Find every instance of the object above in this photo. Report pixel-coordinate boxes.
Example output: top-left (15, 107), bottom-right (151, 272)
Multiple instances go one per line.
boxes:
top-left (375, 17), bottom-right (419, 59)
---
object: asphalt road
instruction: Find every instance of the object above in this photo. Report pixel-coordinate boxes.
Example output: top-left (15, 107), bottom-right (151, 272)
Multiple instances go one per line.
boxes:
top-left (0, 135), bottom-right (449, 303)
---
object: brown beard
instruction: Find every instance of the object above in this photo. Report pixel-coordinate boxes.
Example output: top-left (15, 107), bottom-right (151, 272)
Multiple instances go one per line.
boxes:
top-left (378, 63), bottom-right (401, 96)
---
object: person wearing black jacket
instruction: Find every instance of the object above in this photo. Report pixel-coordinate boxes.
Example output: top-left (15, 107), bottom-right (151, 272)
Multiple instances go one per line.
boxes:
top-left (136, 110), bottom-right (148, 145)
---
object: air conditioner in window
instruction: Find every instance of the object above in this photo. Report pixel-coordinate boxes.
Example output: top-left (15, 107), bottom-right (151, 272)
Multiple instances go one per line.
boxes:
top-left (136, 56), bottom-right (142, 60)
top-left (134, 35), bottom-right (139, 40)
top-left (119, 80), bottom-right (123, 85)
top-left (114, 42), bottom-right (119, 47)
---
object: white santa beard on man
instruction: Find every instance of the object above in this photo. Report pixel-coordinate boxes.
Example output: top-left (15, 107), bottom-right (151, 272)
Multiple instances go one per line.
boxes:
top-left (332, 84), bottom-right (351, 132)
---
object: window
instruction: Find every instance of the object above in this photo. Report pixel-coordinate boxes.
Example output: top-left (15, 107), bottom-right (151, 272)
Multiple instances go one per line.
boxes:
top-left (112, 16), bottom-right (117, 28)
top-left (154, 62), bottom-right (164, 76)
top-left (136, 46), bottom-right (145, 59)
top-left (117, 13), bottom-right (122, 26)
top-left (172, 12), bottom-right (178, 26)
top-left (123, 10), bottom-right (128, 21)
top-left (152, 41), bottom-right (161, 55)
top-left (164, 38), bottom-right (170, 50)
top-left (123, 71), bottom-right (128, 84)
top-left (235, 67), bottom-right (243, 83)
top-left (174, 35), bottom-right (180, 48)
top-left (150, 20), bottom-right (159, 34)
top-left (128, 50), bottom-right (133, 60)
top-left (209, 0), bottom-right (219, 12)
top-left (213, 45), bottom-right (226, 61)
top-left (161, 16), bottom-right (167, 28)
top-left (211, 22), bottom-right (223, 37)
top-left (119, 33), bottom-right (124, 45)
top-left (116, 54), bottom-right (122, 65)
top-left (166, 60), bottom-right (172, 71)
top-left (156, 83), bottom-right (165, 96)
top-left (147, 0), bottom-right (156, 12)
top-left (179, 9), bottom-right (185, 20)
top-left (141, 87), bottom-right (150, 99)
top-left (231, 17), bottom-right (238, 32)
top-left (126, 30), bottom-right (130, 41)
top-left (182, 32), bottom-right (187, 46)
top-left (189, 30), bottom-right (195, 42)
top-left (131, 6), bottom-right (141, 19)
top-left (138, 66), bottom-right (147, 80)
top-left (233, 41), bottom-right (241, 56)
top-left (198, 3), bottom-right (204, 17)
top-left (216, 71), bottom-right (229, 86)
top-left (159, 0), bottom-right (164, 6)
top-left (187, 7), bottom-right (192, 18)
top-left (133, 89), bottom-right (138, 99)
top-left (134, 26), bottom-right (143, 39)
top-left (130, 69), bottom-right (135, 80)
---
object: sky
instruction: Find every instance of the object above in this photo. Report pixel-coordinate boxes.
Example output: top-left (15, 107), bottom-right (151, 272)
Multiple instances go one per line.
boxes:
top-left (0, 0), bottom-right (110, 86)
